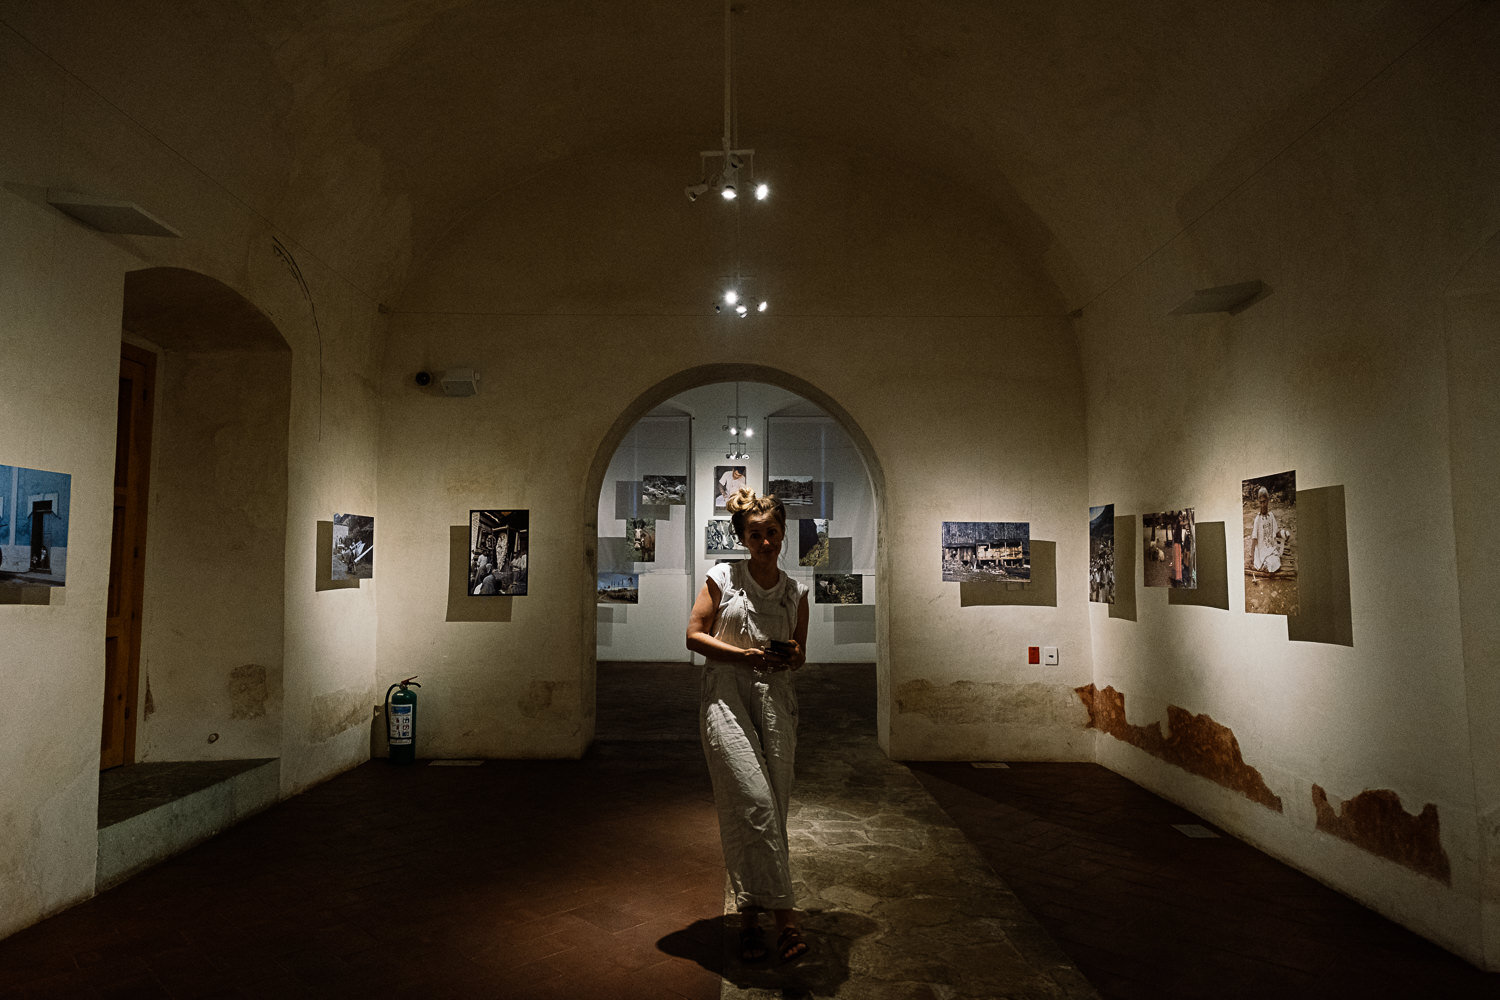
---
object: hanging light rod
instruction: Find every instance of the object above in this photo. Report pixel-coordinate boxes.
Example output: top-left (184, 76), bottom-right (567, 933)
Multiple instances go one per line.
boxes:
top-left (685, 0), bottom-right (769, 203)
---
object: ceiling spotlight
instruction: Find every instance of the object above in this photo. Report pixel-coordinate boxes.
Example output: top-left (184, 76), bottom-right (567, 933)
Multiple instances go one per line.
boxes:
top-left (757, 301), bottom-right (768, 312)
top-left (724, 290), bottom-right (738, 305)
top-left (736, 304), bottom-right (748, 316)
top-left (721, 182), bottom-right (737, 200)
top-left (755, 183), bottom-right (769, 201)
top-left (744, 427), bottom-right (754, 438)
top-left (685, 182), bottom-right (709, 202)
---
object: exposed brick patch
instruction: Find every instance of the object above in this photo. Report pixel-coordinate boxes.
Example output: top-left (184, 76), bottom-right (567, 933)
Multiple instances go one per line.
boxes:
top-left (1311, 785), bottom-right (1451, 884)
top-left (1075, 684), bottom-right (1283, 812)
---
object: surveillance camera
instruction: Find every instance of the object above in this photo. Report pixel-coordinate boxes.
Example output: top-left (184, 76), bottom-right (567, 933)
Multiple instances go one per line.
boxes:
top-left (415, 371), bottom-right (432, 386)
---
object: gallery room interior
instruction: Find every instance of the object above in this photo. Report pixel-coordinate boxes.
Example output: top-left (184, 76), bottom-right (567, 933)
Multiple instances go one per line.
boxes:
top-left (1, 1), bottom-right (1498, 995)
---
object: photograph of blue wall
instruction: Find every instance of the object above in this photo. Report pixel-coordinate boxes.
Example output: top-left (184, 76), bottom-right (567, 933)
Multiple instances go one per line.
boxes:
top-left (0, 464), bottom-right (72, 587)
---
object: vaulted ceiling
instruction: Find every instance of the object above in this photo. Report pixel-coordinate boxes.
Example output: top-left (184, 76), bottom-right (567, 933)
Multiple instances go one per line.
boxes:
top-left (0, 1), bottom-right (1463, 307)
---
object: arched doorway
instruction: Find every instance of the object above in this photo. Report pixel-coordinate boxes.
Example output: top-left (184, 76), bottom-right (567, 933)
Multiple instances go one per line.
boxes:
top-left (108, 267), bottom-right (292, 767)
top-left (582, 365), bottom-right (890, 751)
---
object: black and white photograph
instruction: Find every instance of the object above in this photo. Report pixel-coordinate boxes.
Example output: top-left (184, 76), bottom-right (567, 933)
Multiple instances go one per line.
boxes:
top-left (705, 519), bottom-right (745, 555)
top-left (469, 509), bottom-right (528, 596)
top-left (798, 518), bottom-right (830, 567)
top-left (941, 521), bottom-right (1031, 583)
top-left (1089, 504), bottom-right (1114, 604)
top-left (714, 465), bottom-right (748, 508)
top-left (768, 475), bottom-right (814, 507)
top-left (1244, 470), bottom-right (1298, 615)
top-left (815, 573), bottom-right (863, 604)
top-left (626, 517), bottom-right (656, 562)
top-left (640, 474), bottom-right (688, 506)
top-left (331, 513), bottom-right (374, 581)
top-left (597, 572), bottom-right (639, 604)
top-left (1143, 508), bottom-right (1196, 589)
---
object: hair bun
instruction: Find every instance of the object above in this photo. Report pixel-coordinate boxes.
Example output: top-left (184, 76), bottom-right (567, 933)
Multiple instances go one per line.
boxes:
top-left (725, 487), bottom-right (759, 514)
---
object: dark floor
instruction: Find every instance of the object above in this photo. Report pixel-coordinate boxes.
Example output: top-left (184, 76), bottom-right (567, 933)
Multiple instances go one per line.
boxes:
top-left (3, 662), bottom-right (1496, 999)
top-left (910, 761), bottom-right (1500, 1000)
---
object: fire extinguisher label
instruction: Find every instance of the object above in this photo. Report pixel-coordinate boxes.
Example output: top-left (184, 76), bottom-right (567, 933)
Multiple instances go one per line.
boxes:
top-left (389, 704), bottom-right (414, 745)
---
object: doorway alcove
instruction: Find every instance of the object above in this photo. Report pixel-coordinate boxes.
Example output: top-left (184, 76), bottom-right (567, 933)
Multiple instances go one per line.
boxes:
top-left (583, 366), bottom-right (889, 751)
top-left (118, 267), bottom-right (292, 765)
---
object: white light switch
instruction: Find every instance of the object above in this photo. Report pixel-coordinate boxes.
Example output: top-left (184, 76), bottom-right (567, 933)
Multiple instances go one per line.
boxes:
top-left (1043, 646), bottom-right (1059, 665)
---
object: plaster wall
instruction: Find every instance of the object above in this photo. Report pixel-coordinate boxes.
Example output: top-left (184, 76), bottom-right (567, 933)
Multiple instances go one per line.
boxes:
top-left (0, 188), bottom-right (127, 942)
top-left (0, 28), bottom-right (382, 937)
top-left (1078, 7), bottom-right (1500, 966)
top-left (379, 147), bottom-right (1093, 762)
top-left (135, 348), bottom-right (290, 762)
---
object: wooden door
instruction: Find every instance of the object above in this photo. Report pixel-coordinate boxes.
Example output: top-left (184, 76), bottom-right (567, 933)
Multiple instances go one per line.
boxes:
top-left (103, 345), bottom-right (155, 769)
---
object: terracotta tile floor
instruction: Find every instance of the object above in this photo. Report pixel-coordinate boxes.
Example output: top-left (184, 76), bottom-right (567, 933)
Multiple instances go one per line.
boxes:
top-left (910, 760), bottom-right (1500, 1000)
top-left (1, 662), bottom-right (1495, 998)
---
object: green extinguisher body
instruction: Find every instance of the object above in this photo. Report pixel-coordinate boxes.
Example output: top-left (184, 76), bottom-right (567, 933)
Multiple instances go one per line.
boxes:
top-left (385, 677), bottom-right (420, 764)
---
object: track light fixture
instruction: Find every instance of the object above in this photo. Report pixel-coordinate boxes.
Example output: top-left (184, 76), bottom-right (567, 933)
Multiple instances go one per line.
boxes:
top-left (723, 383), bottom-right (751, 460)
top-left (684, 1), bottom-right (769, 205)
top-left (713, 284), bottom-right (768, 318)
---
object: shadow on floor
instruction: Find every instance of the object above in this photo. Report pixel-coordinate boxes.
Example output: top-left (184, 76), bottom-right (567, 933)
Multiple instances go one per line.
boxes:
top-left (657, 909), bottom-right (878, 998)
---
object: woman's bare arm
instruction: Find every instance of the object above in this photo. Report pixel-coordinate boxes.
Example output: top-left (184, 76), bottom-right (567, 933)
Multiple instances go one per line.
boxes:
top-left (686, 578), bottom-right (769, 667)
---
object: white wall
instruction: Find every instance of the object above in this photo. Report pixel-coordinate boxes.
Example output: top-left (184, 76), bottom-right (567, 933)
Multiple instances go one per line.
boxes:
top-left (378, 144), bottom-right (1092, 763)
top-left (1078, 6), bottom-right (1500, 966)
top-left (0, 26), bottom-right (383, 939)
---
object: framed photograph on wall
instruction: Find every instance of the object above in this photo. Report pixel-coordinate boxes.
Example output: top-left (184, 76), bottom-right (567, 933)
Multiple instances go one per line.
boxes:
top-left (814, 573), bottom-right (863, 604)
top-left (1089, 504), bottom-right (1114, 604)
top-left (469, 509), bottom-right (528, 596)
top-left (714, 465), bottom-right (748, 508)
top-left (597, 572), bottom-right (639, 604)
top-left (1243, 471), bottom-right (1297, 615)
top-left (941, 521), bottom-right (1030, 583)
top-left (332, 513), bottom-right (374, 580)
top-left (1143, 508), bottom-right (1195, 589)
top-left (0, 464), bottom-right (72, 588)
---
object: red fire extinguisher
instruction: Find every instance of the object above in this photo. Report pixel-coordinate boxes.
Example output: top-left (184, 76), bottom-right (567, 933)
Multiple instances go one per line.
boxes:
top-left (384, 676), bottom-right (421, 764)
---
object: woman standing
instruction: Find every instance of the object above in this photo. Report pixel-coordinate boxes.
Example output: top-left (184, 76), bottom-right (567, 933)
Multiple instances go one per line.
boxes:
top-left (687, 488), bottom-right (811, 963)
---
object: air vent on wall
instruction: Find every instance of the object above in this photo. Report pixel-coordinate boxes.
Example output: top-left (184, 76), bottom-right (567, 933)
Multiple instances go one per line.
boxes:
top-left (46, 190), bottom-right (181, 237)
top-left (1169, 280), bottom-right (1265, 316)
top-left (440, 369), bottom-right (480, 397)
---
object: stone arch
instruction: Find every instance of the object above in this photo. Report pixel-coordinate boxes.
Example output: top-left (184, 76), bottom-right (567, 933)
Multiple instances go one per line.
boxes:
top-left (581, 363), bottom-right (892, 750)
top-left (121, 267), bottom-right (292, 763)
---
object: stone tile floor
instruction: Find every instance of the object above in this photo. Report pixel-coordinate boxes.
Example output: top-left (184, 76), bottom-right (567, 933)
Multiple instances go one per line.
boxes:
top-left (1, 661), bottom-right (1494, 998)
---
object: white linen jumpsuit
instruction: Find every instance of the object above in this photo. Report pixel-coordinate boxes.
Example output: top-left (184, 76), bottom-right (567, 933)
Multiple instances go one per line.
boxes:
top-left (700, 560), bottom-right (808, 912)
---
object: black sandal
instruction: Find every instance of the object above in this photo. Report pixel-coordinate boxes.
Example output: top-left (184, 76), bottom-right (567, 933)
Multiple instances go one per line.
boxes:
top-left (776, 925), bottom-right (809, 963)
top-left (739, 924), bottom-right (769, 962)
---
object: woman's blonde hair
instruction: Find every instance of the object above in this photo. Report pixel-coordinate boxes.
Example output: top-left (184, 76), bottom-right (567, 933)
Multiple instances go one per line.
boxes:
top-left (726, 487), bottom-right (786, 540)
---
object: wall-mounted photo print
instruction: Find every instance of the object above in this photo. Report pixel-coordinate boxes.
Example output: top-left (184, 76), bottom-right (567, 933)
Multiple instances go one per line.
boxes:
top-left (815, 573), bottom-right (863, 605)
top-left (705, 519), bottom-right (745, 555)
top-left (798, 518), bottom-right (830, 567)
top-left (714, 465), bottom-right (748, 508)
top-left (1143, 508), bottom-right (1196, 589)
top-left (941, 521), bottom-right (1030, 583)
top-left (768, 475), bottom-right (814, 507)
top-left (1089, 504), bottom-right (1115, 604)
top-left (597, 572), bottom-right (639, 605)
top-left (640, 475), bottom-right (687, 506)
top-left (626, 517), bottom-right (656, 562)
top-left (469, 509), bottom-right (528, 596)
top-left (332, 513), bottom-right (374, 580)
top-left (1244, 470), bottom-right (1297, 615)
top-left (0, 464), bottom-right (72, 588)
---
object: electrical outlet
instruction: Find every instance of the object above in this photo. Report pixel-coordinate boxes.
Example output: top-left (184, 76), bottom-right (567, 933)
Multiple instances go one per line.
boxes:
top-left (1043, 646), bottom-right (1059, 666)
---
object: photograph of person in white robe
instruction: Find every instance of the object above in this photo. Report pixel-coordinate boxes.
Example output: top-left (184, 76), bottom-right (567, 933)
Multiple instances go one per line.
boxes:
top-left (1243, 470), bottom-right (1297, 615)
